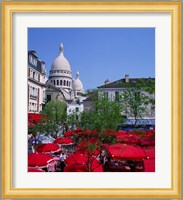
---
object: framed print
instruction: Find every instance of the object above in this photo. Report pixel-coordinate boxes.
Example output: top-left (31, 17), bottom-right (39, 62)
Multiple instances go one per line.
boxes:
top-left (1, 1), bottom-right (182, 198)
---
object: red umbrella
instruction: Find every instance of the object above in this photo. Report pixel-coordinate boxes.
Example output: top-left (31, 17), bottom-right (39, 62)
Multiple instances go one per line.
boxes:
top-left (28, 167), bottom-right (44, 172)
top-left (144, 131), bottom-right (155, 138)
top-left (64, 160), bottom-right (103, 172)
top-left (36, 143), bottom-right (60, 153)
top-left (28, 152), bottom-right (53, 168)
top-left (105, 129), bottom-right (117, 136)
top-left (117, 134), bottom-right (140, 145)
top-left (54, 137), bottom-right (74, 145)
top-left (116, 131), bottom-right (128, 137)
top-left (28, 113), bottom-right (47, 123)
top-left (106, 143), bottom-right (147, 160)
top-left (64, 131), bottom-right (73, 137)
top-left (75, 149), bottom-right (100, 157)
top-left (65, 152), bottom-right (103, 172)
top-left (65, 152), bottom-right (87, 165)
top-left (28, 119), bottom-right (35, 128)
top-left (64, 163), bottom-right (88, 172)
top-left (139, 137), bottom-right (155, 147)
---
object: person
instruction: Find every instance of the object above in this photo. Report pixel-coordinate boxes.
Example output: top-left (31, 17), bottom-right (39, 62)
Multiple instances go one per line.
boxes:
top-left (59, 152), bottom-right (66, 172)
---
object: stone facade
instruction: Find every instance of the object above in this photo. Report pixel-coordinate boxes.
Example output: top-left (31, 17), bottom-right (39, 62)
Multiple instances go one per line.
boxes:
top-left (28, 51), bottom-right (47, 113)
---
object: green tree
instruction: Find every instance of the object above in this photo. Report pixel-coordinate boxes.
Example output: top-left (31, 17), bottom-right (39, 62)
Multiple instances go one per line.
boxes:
top-left (120, 79), bottom-right (155, 125)
top-left (41, 100), bottom-right (67, 124)
top-left (68, 94), bottom-right (124, 171)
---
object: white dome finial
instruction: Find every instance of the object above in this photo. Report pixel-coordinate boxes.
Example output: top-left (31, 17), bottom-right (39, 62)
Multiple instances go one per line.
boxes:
top-left (59, 43), bottom-right (64, 53)
top-left (76, 71), bottom-right (79, 79)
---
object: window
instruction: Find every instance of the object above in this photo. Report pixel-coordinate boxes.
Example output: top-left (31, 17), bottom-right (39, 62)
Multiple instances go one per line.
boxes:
top-left (115, 91), bottom-right (119, 101)
top-left (60, 80), bottom-right (62, 85)
top-left (64, 80), bottom-right (66, 86)
top-left (47, 95), bottom-right (51, 102)
top-left (57, 80), bottom-right (59, 85)
top-left (53, 80), bottom-right (55, 85)
top-left (33, 72), bottom-right (35, 79)
top-left (104, 91), bottom-right (108, 98)
top-left (67, 81), bottom-right (69, 86)
top-left (76, 107), bottom-right (79, 112)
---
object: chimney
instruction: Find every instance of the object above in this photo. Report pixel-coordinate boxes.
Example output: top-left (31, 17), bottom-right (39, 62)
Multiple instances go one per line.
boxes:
top-left (125, 74), bottom-right (129, 83)
top-left (105, 79), bottom-right (110, 85)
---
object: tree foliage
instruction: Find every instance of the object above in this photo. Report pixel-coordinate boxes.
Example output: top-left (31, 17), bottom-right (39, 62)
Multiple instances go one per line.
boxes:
top-left (41, 100), bottom-right (67, 124)
top-left (120, 79), bottom-right (155, 125)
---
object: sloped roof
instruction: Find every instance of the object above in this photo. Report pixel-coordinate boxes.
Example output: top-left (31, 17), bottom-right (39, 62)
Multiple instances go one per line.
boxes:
top-left (98, 77), bottom-right (155, 89)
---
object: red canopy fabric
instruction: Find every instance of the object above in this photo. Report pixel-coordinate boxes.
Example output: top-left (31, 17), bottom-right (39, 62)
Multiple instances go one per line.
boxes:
top-left (75, 149), bottom-right (100, 157)
top-left (139, 137), bottom-right (155, 147)
top-left (28, 152), bottom-right (53, 168)
top-left (65, 152), bottom-right (88, 165)
top-left (28, 119), bottom-right (35, 128)
top-left (28, 113), bottom-right (47, 123)
top-left (36, 143), bottom-right (60, 153)
top-left (106, 143), bottom-right (147, 160)
top-left (117, 134), bottom-right (140, 145)
top-left (64, 163), bottom-right (88, 172)
top-left (64, 131), bottom-right (73, 137)
top-left (65, 152), bottom-right (103, 172)
top-left (116, 131), bottom-right (128, 137)
top-left (105, 129), bottom-right (117, 136)
top-left (28, 167), bottom-right (44, 172)
top-left (144, 147), bottom-right (155, 172)
top-left (54, 137), bottom-right (74, 145)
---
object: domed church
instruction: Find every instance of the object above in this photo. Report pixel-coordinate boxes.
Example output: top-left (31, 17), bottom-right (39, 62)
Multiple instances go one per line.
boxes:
top-left (45, 43), bottom-right (86, 114)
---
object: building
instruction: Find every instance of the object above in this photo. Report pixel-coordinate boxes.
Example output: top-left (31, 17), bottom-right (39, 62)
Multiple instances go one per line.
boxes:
top-left (97, 75), bottom-right (155, 121)
top-left (46, 43), bottom-right (86, 114)
top-left (28, 51), bottom-right (47, 113)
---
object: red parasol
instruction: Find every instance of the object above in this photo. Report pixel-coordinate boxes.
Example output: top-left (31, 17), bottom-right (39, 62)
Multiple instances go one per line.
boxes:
top-left (36, 143), bottom-right (60, 153)
top-left (28, 113), bottom-right (47, 123)
top-left (65, 152), bottom-right (103, 172)
top-left (106, 143), bottom-right (147, 160)
top-left (65, 152), bottom-right (88, 165)
top-left (116, 131), bottom-right (128, 137)
top-left (64, 131), bottom-right (73, 137)
top-left (54, 137), bottom-right (74, 145)
top-left (64, 163), bottom-right (88, 172)
top-left (139, 137), bottom-right (155, 147)
top-left (28, 119), bottom-right (35, 128)
top-left (28, 152), bottom-right (53, 168)
top-left (117, 134), bottom-right (141, 145)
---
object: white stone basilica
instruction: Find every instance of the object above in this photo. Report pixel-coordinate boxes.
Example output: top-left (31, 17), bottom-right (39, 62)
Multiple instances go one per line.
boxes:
top-left (46, 43), bottom-right (86, 114)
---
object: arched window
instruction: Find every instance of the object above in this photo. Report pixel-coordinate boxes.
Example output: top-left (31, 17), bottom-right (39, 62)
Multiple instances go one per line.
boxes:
top-left (67, 81), bottom-right (69, 86)
top-left (53, 80), bottom-right (55, 85)
top-left (60, 80), bottom-right (62, 85)
top-left (57, 80), bottom-right (59, 85)
top-left (64, 80), bottom-right (66, 86)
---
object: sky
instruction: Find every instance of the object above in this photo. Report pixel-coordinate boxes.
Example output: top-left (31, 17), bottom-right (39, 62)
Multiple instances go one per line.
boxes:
top-left (28, 28), bottom-right (155, 90)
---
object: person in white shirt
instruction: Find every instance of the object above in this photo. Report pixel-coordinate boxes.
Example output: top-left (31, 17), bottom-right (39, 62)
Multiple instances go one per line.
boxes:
top-left (60, 152), bottom-right (66, 172)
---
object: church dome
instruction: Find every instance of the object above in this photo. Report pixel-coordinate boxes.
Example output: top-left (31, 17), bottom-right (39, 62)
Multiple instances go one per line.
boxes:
top-left (73, 72), bottom-right (84, 92)
top-left (51, 43), bottom-right (71, 72)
